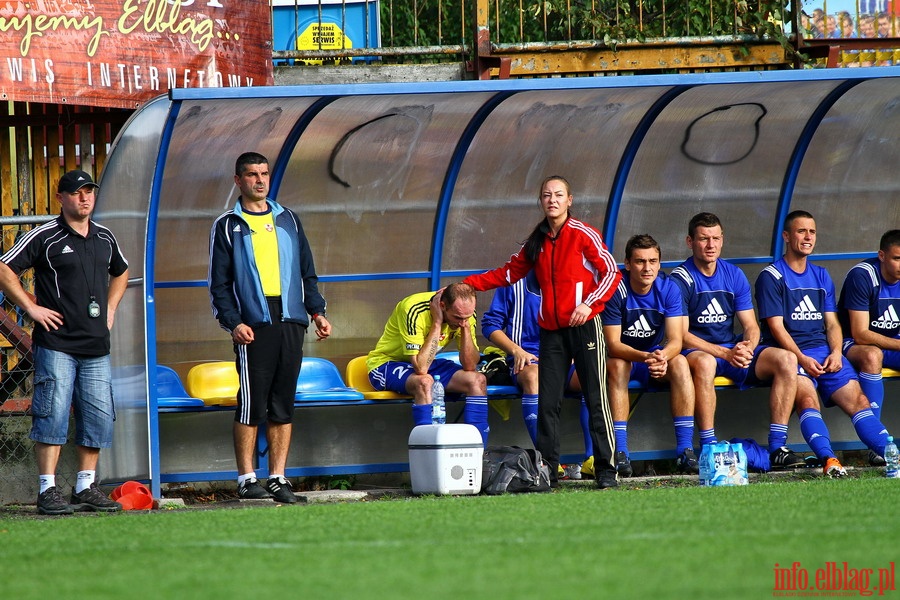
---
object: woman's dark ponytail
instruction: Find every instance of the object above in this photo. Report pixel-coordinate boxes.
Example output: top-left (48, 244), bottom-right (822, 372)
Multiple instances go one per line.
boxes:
top-left (523, 221), bottom-right (545, 263)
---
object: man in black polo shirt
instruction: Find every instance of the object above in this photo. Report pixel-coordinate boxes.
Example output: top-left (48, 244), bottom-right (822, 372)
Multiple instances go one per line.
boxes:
top-left (0, 169), bottom-right (129, 515)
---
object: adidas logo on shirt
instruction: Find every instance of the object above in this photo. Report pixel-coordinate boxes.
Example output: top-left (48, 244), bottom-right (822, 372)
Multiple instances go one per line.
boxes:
top-left (791, 295), bottom-right (822, 321)
top-left (871, 305), bottom-right (900, 330)
top-left (61, 245), bottom-right (74, 254)
top-left (697, 299), bottom-right (727, 323)
top-left (624, 315), bottom-right (655, 338)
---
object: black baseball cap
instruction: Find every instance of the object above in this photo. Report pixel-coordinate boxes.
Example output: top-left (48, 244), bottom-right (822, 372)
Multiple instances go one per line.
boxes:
top-left (58, 170), bottom-right (99, 194)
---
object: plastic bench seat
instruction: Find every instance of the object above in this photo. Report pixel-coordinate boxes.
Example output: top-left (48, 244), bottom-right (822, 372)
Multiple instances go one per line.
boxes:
top-left (157, 365), bottom-right (205, 409)
top-left (627, 375), bottom-right (736, 391)
top-left (295, 357), bottom-right (365, 403)
top-left (345, 355), bottom-right (412, 401)
top-left (186, 361), bottom-right (239, 406)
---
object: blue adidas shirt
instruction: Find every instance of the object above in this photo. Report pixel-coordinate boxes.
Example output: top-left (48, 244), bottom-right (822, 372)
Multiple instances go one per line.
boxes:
top-left (670, 258), bottom-right (754, 346)
top-left (755, 257), bottom-right (835, 350)
top-left (601, 271), bottom-right (683, 352)
top-left (838, 257), bottom-right (900, 340)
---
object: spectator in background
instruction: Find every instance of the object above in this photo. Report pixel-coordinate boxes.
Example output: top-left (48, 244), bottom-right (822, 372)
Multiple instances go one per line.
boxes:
top-left (877, 11), bottom-right (893, 36)
top-left (857, 15), bottom-right (878, 66)
top-left (825, 14), bottom-right (840, 38)
top-left (800, 12), bottom-right (820, 38)
top-left (463, 175), bottom-right (622, 489)
top-left (875, 12), bottom-right (895, 64)
top-left (859, 14), bottom-right (877, 37)
top-left (839, 11), bottom-right (857, 37)
top-left (812, 8), bottom-right (826, 38)
top-left (601, 234), bottom-right (697, 477)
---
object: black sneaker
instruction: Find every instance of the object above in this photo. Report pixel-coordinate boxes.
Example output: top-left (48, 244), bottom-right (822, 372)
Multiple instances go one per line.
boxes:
top-left (70, 483), bottom-right (122, 512)
top-left (265, 477), bottom-right (298, 503)
top-left (37, 486), bottom-right (74, 515)
top-left (596, 470), bottom-right (618, 489)
top-left (770, 446), bottom-right (806, 470)
top-left (615, 450), bottom-right (633, 478)
top-left (869, 450), bottom-right (887, 467)
top-left (237, 478), bottom-right (272, 499)
top-left (676, 448), bottom-right (700, 474)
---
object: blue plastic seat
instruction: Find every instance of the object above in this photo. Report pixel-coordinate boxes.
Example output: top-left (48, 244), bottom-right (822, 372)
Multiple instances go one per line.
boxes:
top-left (157, 365), bottom-right (205, 409)
top-left (295, 357), bottom-right (365, 403)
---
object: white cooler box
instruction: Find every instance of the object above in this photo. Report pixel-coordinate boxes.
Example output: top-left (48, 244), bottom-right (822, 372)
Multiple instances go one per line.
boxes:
top-left (408, 424), bottom-right (483, 495)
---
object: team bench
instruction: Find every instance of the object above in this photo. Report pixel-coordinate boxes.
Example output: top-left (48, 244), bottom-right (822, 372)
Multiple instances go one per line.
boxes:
top-left (155, 354), bottom-right (522, 484)
top-left (621, 367), bottom-right (900, 461)
top-left (153, 359), bottom-right (900, 483)
top-left (157, 354), bottom-right (522, 411)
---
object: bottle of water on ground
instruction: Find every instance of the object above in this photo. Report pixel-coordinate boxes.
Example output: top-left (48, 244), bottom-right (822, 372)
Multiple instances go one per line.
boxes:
top-left (431, 375), bottom-right (446, 425)
top-left (698, 444), bottom-right (711, 486)
top-left (885, 436), bottom-right (899, 479)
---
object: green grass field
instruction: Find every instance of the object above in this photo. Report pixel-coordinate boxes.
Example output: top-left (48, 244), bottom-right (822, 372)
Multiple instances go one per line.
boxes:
top-left (2, 472), bottom-right (898, 599)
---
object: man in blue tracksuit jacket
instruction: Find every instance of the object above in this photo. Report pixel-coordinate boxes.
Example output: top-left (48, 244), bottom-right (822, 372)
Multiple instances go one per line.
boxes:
top-left (208, 151), bottom-right (331, 503)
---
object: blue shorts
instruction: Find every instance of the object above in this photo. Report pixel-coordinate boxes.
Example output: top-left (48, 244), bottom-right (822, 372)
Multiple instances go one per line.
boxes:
top-left (30, 345), bottom-right (115, 448)
top-left (508, 357), bottom-right (539, 389)
top-left (842, 338), bottom-right (900, 370)
top-left (683, 345), bottom-right (768, 390)
top-left (369, 358), bottom-right (463, 395)
top-left (628, 362), bottom-right (667, 390)
top-left (801, 345), bottom-right (858, 407)
top-left (562, 363), bottom-right (582, 394)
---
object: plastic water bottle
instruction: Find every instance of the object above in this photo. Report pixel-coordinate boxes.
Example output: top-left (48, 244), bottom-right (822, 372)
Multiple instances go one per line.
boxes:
top-left (698, 444), bottom-right (711, 486)
top-left (431, 375), bottom-right (446, 425)
top-left (885, 436), bottom-right (899, 479)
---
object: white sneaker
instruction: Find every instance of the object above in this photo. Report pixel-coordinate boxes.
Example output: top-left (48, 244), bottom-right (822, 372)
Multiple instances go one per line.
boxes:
top-left (564, 464), bottom-right (582, 480)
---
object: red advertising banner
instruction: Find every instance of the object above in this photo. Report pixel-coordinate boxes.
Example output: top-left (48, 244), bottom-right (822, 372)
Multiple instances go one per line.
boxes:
top-left (0, 0), bottom-right (274, 109)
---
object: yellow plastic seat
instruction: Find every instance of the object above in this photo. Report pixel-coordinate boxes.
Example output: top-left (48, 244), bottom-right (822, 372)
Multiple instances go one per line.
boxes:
top-left (882, 368), bottom-right (900, 379)
top-left (345, 355), bottom-right (411, 401)
top-left (713, 376), bottom-right (736, 387)
top-left (186, 361), bottom-right (239, 406)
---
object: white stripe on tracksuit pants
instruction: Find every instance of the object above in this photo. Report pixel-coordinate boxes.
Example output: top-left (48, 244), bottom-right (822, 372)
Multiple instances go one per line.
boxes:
top-left (536, 314), bottom-right (615, 481)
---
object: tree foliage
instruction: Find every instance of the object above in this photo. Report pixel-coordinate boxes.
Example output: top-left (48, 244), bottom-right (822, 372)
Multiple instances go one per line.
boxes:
top-left (382, 0), bottom-right (795, 53)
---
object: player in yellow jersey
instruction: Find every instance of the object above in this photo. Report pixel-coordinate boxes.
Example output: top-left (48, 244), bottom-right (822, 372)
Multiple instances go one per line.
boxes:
top-left (367, 283), bottom-right (490, 444)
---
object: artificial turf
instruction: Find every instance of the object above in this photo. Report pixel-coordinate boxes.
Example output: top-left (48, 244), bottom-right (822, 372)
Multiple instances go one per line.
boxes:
top-left (1, 469), bottom-right (897, 599)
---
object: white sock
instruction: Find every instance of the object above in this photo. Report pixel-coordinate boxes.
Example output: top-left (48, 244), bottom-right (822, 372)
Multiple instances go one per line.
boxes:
top-left (237, 472), bottom-right (257, 486)
top-left (75, 470), bottom-right (95, 494)
top-left (269, 474), bottom-right (285, 483)
top-left (39, 474), bottom-right (55, 494)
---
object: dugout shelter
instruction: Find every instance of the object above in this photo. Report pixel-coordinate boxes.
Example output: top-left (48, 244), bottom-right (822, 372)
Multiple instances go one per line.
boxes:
top-left (95, 68), bottom-right (900, 497)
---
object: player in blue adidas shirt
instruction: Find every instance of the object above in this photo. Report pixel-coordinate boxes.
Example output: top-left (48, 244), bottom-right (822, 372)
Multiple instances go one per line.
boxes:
top-left (601, 234), bottom-right (697, 476)
top-left (670, 212), bottom-right (805, 470)
top-left (481, 270), bottom-right (595, 478)
top-left (837, 229), bottom-right (900, 466)
top-left (755, 210), bottom-right (891, 477)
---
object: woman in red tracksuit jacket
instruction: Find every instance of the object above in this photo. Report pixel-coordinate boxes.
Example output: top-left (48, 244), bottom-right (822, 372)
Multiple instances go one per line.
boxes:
top-left (463, 175), bottom-right (622, 488)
